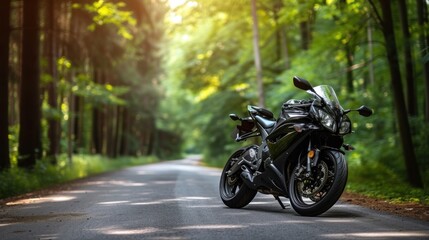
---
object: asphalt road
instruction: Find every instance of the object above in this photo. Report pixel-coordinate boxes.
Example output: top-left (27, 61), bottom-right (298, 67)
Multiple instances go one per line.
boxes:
top-left (1, 157), bottom-right (428, 240)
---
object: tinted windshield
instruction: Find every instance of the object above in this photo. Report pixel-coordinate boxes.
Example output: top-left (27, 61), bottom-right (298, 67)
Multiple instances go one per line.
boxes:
top-left (308, 85), bottom-right (342, 110)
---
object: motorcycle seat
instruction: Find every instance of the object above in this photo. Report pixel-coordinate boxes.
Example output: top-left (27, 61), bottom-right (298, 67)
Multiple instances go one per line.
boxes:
top-left (255, 115), bottom-right (276, 129)
top-left (250, 106), bottom-right (274, 119)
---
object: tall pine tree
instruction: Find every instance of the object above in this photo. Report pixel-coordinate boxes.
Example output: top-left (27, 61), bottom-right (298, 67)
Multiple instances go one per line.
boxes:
top-left (18, 0), bottom-right (42, 168)
top-left (0, 0), bottom-right (11, 169)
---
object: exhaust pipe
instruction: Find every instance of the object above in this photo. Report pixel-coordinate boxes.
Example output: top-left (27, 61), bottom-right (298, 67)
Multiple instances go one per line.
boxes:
top-left (240, 165), bottom-right (256, 188)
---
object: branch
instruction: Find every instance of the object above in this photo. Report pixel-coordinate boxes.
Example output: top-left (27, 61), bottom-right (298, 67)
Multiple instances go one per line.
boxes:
top-left (368, 0), bottom-right (384, 27)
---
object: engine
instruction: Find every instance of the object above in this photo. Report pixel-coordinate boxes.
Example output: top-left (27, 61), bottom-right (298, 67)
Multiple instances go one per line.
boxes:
top-left (241, 146), bottom-right (262, 171)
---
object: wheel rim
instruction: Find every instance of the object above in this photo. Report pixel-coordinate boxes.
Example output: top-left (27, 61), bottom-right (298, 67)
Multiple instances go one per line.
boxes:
top-left (291, 155), bottom-right (336, 206)
top-left (221, 157), bottom-right (244, 200)
top-left (223, 174), bottom-right (242, 198)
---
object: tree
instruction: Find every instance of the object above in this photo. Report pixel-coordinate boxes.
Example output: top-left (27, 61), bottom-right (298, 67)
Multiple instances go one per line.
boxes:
top-left (398, 0), bottom-right (417, 116)
top-left (0, 0), bottom-right (176, 168)
top-left (272, 0), bottom-right (290, 69)
top-left (18, 0), bottom-right (42, 168)
top-left (298, 0), bottom-right (314, 50)
top-left (371, 0), bottom-right (423, 187)
top-left (417, 0), bottom-right (429, 122)
top-left (0, 0), bottom-right (11, 169)
top-left (251, 0), bottom-right (265, 107)
top-left (45, 0), bottom-right (60, 163)
top-left (337, 0), bottom-right (356, 93)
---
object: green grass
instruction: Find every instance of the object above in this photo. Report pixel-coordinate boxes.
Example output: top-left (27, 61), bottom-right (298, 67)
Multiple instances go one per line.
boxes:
top-left (346, 179), bottom-right (429, 205)
top-left (0, 154), bottom-right (158, 199)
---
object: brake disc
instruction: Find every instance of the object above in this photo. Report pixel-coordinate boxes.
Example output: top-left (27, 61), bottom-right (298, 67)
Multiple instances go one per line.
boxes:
top-left (297, 161), bottom-right (329, 198)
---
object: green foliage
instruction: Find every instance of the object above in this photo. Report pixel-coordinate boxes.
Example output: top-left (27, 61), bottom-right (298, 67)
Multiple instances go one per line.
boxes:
top-left (411, 117), bottom-right (429, 185)
top-left (72, 73), bottom-right (128, 106)
top-left (162, 0), bottom-right (257, 158)
top-left (8, 125), bottom-right (19, 166)
top-left (79, 0), bottom-right (136, 40)
top-left (0, 154), bottom-right (158, 199)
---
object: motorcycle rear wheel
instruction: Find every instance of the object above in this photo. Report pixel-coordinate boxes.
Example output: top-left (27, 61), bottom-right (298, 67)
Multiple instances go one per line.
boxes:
top-left (289, 150), bottom-right (347, 216)
top-left (219, 150), bottom-right (257, 208)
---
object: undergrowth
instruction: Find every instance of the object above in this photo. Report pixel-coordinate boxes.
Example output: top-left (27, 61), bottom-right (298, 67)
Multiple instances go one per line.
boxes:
top-left (346, 147), bottom-right (429, 205)
top-left (0, 154), bottom-right (158, 199)
top-left (345, 180), bottom-right (429, 205)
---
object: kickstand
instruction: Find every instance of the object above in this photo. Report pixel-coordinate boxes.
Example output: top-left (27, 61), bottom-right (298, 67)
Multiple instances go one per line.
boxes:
top-left (274, 195), bottom-right (286, 209)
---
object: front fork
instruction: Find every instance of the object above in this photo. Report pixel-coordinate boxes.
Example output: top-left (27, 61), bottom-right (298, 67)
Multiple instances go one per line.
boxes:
top-left (305, 139), bottom-right (321, 175)
top-left (302, 139), bottom-right (353, 175)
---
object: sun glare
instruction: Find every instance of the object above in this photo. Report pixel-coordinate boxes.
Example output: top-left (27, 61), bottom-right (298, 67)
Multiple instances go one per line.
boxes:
top-left (168, 0), bottom-right (187, 9)
top-left (6, 195), bottom-right (76, 205)
top-left (168, 0), bottom-right (198, 9)
top-left (167, 0), bottom-right (199, 24)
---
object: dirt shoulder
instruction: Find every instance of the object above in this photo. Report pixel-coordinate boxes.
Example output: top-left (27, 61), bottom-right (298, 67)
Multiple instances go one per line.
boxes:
top-left (341, 191), bottom-right (429, 222)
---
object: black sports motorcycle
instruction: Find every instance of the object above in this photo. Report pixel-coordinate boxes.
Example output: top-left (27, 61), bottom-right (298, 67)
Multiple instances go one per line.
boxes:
top-left (219, 76), bottom-right (372, 216)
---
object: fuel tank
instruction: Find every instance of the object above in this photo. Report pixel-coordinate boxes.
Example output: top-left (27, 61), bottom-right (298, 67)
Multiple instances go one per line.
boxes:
top-left (266, 101), bottom-right (310, 159)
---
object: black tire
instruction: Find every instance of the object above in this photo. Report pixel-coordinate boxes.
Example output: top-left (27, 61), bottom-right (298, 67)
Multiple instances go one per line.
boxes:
top-left (219, 150), bottom-right (257, 208)
top-left (289, 150), bottom-right (347, 216)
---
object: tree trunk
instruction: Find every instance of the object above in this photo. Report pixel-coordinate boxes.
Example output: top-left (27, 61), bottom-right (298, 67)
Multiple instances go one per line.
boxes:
top-left (146, 117), bottom-right (156, 156)
top-left (45, 0), bottom-right (59, 163)
top-left (129, 113), bottom-right (137, 156)
top-left (73, 95), bottom-right (82, 153)
top-left (92, 69), bottom-right (102, 154)
top-left (250, 0), bottom-right (265, 108)
top-left (298, 0), bottom-right (312, 50)
top-left (280, 28), bottom-right (290, 70)
top-left (398, 0), bottom-right (417, 116)
top-left (273, 0), bottom-right (290, 69)
top-left (106, 105), bottom-right (116, 158)
top-left (114, 105), bottom-right (123, 157)
top-left (272, 0), bottom-right (282, 62)
top-left (300, 21), bottom-right (310, 50)
top-left (0, 0), bottom-right (11, 169)
top-left (67, 92), bottom-right (75, 163)
top-left (379, 0), bottom-right (423, 188)
top-left (92, 107), bottom-right (101, 154)
top-left (345, 44), bottom-right (354, 93)
top-left (18, 0), bottom-right (41, 168)
top-left (417, 0), bottom-right (429, 122)
top-left (8, 1), bottom-right (23, 127)
top-left (119, 107), bottom-right (129, 155)
top-left (367, 15), bottom-right (375, 85)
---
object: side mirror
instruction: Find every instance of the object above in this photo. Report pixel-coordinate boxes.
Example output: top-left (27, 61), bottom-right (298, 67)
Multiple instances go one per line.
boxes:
top-left (293, 76), bottom-right (313, 91)
top-left (229, 114), bottom-right (240, 121)
top-left (357, 105), bottom-right (373, 117)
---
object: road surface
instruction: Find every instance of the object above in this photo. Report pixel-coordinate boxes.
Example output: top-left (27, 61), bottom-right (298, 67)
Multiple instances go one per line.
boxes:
top-left (1, 157), bottom-right (428, 239)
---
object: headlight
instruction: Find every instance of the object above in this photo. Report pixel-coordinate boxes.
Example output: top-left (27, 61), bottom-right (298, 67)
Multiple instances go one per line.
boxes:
top-left (318, 109), bottom-right (337, 132)
top-left (339, 115), bottom-right (352, 135)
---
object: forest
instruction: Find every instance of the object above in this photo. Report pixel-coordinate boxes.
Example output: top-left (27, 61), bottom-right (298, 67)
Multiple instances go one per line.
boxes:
top-left (0, 0), bottom-right (429, 202)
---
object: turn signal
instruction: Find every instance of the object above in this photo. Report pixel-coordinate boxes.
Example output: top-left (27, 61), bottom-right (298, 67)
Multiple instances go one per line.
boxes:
top-left (308, 150), bottom-right (315, 158)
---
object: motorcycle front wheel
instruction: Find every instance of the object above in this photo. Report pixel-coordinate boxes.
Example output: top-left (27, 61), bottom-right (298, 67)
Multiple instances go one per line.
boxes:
top-left (289, 150), bottom-right (347, 216)
top-left (219, 150), bottom-right (257, 208)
